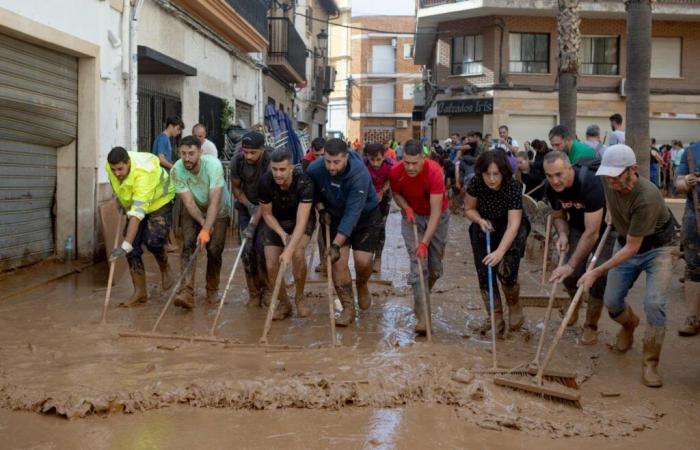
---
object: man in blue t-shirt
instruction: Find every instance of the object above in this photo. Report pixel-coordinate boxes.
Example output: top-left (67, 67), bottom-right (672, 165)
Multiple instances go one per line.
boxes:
top-left (152, 116), bottom-right (184, 170)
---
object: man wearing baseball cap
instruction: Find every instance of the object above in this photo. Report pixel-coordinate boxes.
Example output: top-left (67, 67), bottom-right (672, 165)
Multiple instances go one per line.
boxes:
top-left (230, 131), bottom-right (271, 305)
top-left (578, 145), bottom-right (676, 388)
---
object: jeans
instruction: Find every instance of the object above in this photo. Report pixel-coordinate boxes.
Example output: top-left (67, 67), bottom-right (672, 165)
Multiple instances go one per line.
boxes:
top-left (562, 226), bottom-right (616, 300)
top-left (682, 208), bottom-right (700, 282)
top-left (604, 243), bottom-right (674, 327)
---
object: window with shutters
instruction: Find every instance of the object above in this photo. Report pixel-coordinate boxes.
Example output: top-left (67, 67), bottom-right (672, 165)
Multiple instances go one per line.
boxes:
top-left (509, 33), bottom-right (549, 73)
top-left (651, 37), bottom-right (681, 79)
top-left (580, 36), bottom-right (619, 75)
top-left (451, 35), bottom-right (483, 75)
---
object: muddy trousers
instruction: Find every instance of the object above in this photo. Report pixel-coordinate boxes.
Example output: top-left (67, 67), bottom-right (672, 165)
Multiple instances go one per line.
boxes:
top-left (238, 208), bottom-right (269, 302)
top-left (179, 213), bottom-right (230, 295)
top-left (604, 244), bottom-right (674, 327)
top-left (126, 202), bottom-right (173, 275)
top-left (401, 211), bottom-right (450, 288)
top-left (469, 220), bottom-right (529, 313)
top-left (375, 193), bottom-right (392, 263)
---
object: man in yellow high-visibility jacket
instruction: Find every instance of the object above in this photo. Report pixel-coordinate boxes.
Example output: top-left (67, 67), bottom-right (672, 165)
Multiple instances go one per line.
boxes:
top-left (106, 146), bottom-right (176, 306)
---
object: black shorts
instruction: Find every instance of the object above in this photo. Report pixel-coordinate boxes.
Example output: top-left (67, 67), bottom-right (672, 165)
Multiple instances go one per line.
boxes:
top-left (325, 207), bottom-right (382, 253)
top-left (262, 214), bottom-right (316, 247)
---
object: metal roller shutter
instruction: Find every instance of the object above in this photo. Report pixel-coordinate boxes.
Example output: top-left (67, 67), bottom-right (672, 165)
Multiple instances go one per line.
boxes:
top-left (0, 33), bottom-right (78, 270)
top-left (507, 115), bottom-right (556, 147)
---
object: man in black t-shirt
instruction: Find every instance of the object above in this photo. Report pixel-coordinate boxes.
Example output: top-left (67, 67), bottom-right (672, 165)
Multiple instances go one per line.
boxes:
top-left (544, 151), bottom-right (615, 345)
top-left (230, 131), bottom-right (271, 305)
top-left (258, 148), bottom-right (316, 319)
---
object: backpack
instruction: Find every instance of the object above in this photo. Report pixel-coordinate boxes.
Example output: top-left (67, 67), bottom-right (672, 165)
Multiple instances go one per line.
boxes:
top-left (573, 157), bottom-right (601, 191)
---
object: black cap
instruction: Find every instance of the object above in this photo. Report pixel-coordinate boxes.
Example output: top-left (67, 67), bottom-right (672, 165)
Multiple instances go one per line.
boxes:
top-left (241, 131), bottom-right (265, 149)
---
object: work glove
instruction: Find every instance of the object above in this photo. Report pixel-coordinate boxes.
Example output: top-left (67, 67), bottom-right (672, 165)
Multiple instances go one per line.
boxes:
top-left (416, 242), bottom-right (429, 260)
top-left (319, 209), bottom-right (332, 226)
top-left (243, 222), bottom-right (257, 240)
top-left (325, 243), bottom-right (341, 264)
top-left (403, 206), bottom-right (415, 223)
top-left (110, 241), bottom-right (133, 262)
top-left (197, 228), bottom-right (211, 246)
top-left (247, 203), bottom-right (259, 218)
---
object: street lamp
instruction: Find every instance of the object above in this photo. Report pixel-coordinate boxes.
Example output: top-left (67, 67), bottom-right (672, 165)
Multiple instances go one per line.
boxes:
top-left (317, 29), bottom-right (328, 57)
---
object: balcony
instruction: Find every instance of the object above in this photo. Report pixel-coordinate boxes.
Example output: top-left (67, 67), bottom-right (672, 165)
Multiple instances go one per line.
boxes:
top-left (226, 0), bottom-right (270, 39)
top-left (268, 17), bottom-right (307, 84)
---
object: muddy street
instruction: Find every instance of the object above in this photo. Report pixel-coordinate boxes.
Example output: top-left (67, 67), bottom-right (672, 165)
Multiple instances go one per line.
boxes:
top-left (1, 209), bottom-right (699, 449)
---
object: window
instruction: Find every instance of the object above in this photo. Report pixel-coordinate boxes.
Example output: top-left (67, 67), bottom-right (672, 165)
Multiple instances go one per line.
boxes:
top-left (403, 43), bottom-right (413, 60)
top-left (403, 84), bottom-right (415, 100)
top-left (371, 84), bottom-right (394, 113)
top-left (509, 33), bottom-right (549, 73)
top-left (451, 35), bottom-right (483, 75)
top-left (651, 37), bottom-right (681, 78)
top-left (580, 36), bottom-right (619, 75)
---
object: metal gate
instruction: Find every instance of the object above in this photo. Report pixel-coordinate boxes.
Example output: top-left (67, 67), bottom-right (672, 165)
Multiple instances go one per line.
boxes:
top-left (137, 87), bottom-right (182, 153)
top-left (0, 32), bottom-right (77, 270)
top-left (199, 92), bottom-right (224, 155)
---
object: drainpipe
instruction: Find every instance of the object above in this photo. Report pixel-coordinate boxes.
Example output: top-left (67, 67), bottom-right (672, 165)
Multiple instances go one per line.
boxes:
top-left (129, 0), bottom-right (145, 151)
top-left (121, 0), bottom-right (130, 80)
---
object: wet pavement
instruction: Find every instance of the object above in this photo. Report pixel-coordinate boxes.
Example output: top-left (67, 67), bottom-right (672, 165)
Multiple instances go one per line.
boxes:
top-left (1, 208), bottom-right (699, 448)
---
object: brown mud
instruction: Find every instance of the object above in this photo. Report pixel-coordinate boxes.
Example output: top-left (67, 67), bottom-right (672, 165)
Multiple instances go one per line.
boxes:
top-left (1, 209), bottom-right (699, 447)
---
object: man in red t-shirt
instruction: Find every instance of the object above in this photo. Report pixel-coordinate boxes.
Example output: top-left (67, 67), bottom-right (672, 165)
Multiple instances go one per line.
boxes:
top-left (364, 143), bottom-right (394, 272)
top-left (390, 139), bottom-right (450, 335)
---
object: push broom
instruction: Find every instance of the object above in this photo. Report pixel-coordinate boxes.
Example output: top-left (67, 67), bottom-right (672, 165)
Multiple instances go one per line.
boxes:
top-left (493, 224), bottom-right (613, 407)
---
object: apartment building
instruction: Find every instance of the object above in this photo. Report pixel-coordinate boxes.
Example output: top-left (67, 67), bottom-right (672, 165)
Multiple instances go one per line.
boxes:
top-left (414, 0), bottom-right (700, 146)
top-left (348, 15), bottom-right (421, 144)
top-left (0, 0), bottom-right (268, 270)
top-left (327, 0), bottom-right (351, 139)
top-left (264, 0), bottom-right (338, 140)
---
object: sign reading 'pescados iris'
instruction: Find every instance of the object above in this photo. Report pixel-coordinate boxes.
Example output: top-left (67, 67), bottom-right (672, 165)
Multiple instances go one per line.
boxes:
top-left (437, 99), bottom-right (493, 115)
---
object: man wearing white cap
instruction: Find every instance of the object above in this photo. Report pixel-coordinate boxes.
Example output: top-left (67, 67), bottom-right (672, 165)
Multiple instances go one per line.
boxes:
top-left (578, 144), bottom-right (676, 388)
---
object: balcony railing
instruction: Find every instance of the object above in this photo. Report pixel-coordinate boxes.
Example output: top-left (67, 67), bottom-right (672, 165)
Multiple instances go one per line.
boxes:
top-left (268, 17), bottom-right (307, 83)
top-left (226, 0), bottom-right (270, 38)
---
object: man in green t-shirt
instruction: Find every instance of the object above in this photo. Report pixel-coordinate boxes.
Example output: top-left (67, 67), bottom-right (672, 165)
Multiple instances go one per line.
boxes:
top-left (170, 135), bottom-right (232, 309)
top-left (578, 145), bottom-right (675, 388)
top-left (549, 125), bottom-right (596, 164)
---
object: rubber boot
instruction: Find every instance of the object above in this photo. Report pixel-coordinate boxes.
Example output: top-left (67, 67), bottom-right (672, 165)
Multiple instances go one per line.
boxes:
top-left (357, 280), bottom-right (372, 310)
top-left (642, 326), bottom-right (665, 388)
top-left (561, 287), bottom-right (582, 327)
top-left (611, 306), bottom-right (640, 352)
top-left (155, 255), bottom-right (174, 291)
top-left (503, 283), bottom-right (524, 331)
top-left (121, 268), bottom-right (148, 307)
top-left (476, 289), bottom-right (505, 338)
top-left (581, 297), bottom-right (604, 345)
top-left (678, 281), bottom-right (700, 336)
top-left (174, 265), bottom-right (196, 310)
top-left (334, 283), bottom-right (355, 327)
top-left (412, 282), bottom-right (430, 336)
top-left (245, 275), bottom-right (263, 307)
top-left (372, 250), bottom-right (382, 273)
top-left (205, 289), bottom-right (219, 305)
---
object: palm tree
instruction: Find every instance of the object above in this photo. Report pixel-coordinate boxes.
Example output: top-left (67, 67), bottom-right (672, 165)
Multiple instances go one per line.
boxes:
top-left (625, 0), bottom-right (653, 179)
top-left (557, 0), bottom-right (581, 133)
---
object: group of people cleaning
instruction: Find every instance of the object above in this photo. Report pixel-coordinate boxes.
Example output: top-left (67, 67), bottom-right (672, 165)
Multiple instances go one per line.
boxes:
top-left (104, 120), bottom-right (699, 389)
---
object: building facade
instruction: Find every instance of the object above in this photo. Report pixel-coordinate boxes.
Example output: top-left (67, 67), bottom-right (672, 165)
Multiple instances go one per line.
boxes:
top-left (0, 0), bottom-right (268, 270)
top-left (348, 15), bottom-right (421, 145)
top-left (327, 0), bottom-right (351, 139)
top-left (414, 0), bottom-right (700, 146)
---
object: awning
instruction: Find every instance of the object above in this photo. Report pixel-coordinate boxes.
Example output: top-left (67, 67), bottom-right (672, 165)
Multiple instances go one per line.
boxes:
top-left (137, 46), bottom-right (197, 76)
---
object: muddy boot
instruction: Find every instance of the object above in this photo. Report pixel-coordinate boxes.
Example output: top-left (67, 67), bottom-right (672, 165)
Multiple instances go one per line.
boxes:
top-left (561, 287), bottom-right (582, 327)
top-left (121, 268), bottom-right (148, 307)
top-left (372, 250), bottom-right (382, 273)
top-left (642, 326), bottom-right (665, 388)
top-left (173, 287), bottom-right (194, 310)
top-left (428, 275), bottom-right (439, 292)
top-left (412, 282), bottom-right (430, 336)
top-left (611, 306), bottom-right (640, 352)
top-left (678, 281), bottom-right (700, 336)
top-left (205, 289), bottom-right (219, 305)
top-left (295, 294), bottom-right (311, 318)
top-left (476, 290), bottom-right (505, 338)
top-left (245, 276), bottom-right (263, 307)
top-left (581, 297), bottom-right (604, 345)
top-left (155, 256), bottom-right (174, 291)
top-left (503, 284), bottom-right (524, 331)
top-left (273, 297), bottom-right (293, 321)
top-left (357, 281), bottom-right (372, 310)
top-left (334, 283), bottom-right (355, 327)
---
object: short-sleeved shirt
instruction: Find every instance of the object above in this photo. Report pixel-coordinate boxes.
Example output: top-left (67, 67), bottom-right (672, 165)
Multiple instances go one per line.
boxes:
top-left (230, 151), bottom-right (271, 206)
top-left (568, 140), bottom-right (596, 164)
top-left (365, 157), bottom-right (394, 193)
top-left (152, 132), bottom-right (172, 163)
top-left (390, 158), bottom-right (448, 216)
top-left (677, 142), bottom-right (700, 212)
top-left (171, 155), bottom-right (231, 219)
top-left (466, 176), bottom-right (522, 223)
top-left (603, 176), bottom-right (670, 238)
top-left (607, 130), bottom-right (625, 146)
top-left (545, 165), bottom-right (605, 231)
top-left (258, 166), bottom-right (314, 222)
top-left (201, 139), bottom-right (218, 158)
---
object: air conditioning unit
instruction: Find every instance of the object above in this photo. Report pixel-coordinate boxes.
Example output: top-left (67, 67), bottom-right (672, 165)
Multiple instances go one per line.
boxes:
top-left (619, 78), bottom-right (626, 97)
top-left (396, 119), bottom-right (409, 129)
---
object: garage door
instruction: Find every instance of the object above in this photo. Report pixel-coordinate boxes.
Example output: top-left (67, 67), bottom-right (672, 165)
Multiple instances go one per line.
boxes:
top-left (650, 118), bottom-right (700, 147)
top-left (449, 115), bottom-right (483, 137)
top-left (0, 33), bottom-right (78, 270)
top-left (507, 115), bottom-right (556, 147)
